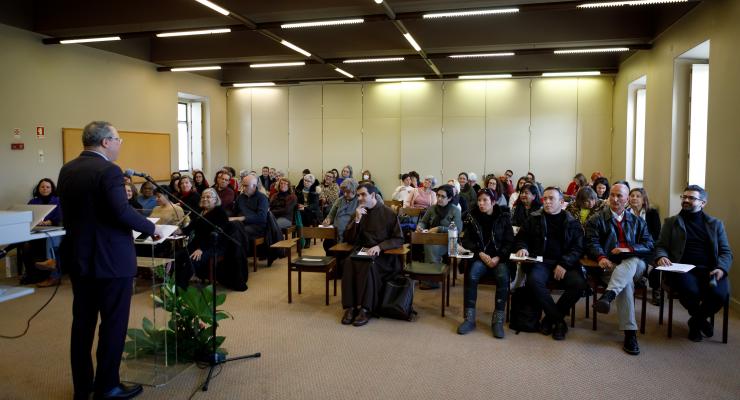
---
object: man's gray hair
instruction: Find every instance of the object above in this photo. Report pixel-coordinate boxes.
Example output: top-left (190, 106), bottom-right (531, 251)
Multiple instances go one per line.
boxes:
top-left (82, 121), bottom-right (115, 147)
top-left (340, 178), bottom-right (358, 193)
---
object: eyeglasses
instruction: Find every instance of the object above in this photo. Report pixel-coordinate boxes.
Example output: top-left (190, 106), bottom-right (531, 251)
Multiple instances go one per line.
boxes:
top-left (680, 195), bottom-right (702, 202)
top-left (105, 137), bottom-right (123, 143)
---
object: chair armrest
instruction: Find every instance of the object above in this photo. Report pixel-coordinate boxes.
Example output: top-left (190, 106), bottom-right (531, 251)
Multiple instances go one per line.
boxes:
top-left (271, 239), bottom-right (298, 249)
top-left (385, 244), bottom-right (409, 256)
top-left (329, 242), bottom-right (354, 253)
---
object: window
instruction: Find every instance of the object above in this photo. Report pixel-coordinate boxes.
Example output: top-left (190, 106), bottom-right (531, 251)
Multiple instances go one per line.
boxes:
top-left (177, 101), bottom-right (203, 171)
top-left (687, 63), bottom-right (708, 187)
top-left (625, 75), bottom-right (646, 184)
top-left (634, 88), bottom-right (646, 181)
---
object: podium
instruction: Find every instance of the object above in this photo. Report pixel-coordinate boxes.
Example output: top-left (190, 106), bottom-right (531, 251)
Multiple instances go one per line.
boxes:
top-left (121, 239), bottom-right (191, 386)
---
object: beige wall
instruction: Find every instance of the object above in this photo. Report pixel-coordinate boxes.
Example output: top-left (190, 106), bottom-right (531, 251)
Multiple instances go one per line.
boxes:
top-left (227, 77), bottom-right (614, 195)
top-left (613, 0), bottom-right (739, 305)
top-left (0, 23), bottom-right (227, 206)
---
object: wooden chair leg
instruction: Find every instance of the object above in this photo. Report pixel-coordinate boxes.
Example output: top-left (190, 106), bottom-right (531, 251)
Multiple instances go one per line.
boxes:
top-left (446, 271), bottom-right (450, 307)
top-left (592, 285), bottom-right (598, 331)
top-left (585, 294), bottom-right (590, 319)
top-left (288, 266), bottom-right (292, 304)
top-left (570, 304), bottom-right (576, 328)
top-left (658, 288), bottom-right (665, 325)
top-left (325, 272), bottom-right (330, 306)
top-left (640, 287), bottom-right (647, 334)
top-left (440, 278), bottom-right (445, 317)
top-left (298, 270), bottom-right (302, 294)
top-left (667, 291), bottom-right (674, 338)
top-left (252, 242), bottom-right (258, 272)
top-left (505, 291), bottom-right (511, 323)
top-left (722, 297), bottom-right (729, 344)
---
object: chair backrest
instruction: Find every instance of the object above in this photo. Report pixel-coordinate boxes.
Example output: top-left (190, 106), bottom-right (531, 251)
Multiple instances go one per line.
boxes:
top-left (301, 226), bottom-right (338, 240)
top-left (386, 200), bottom-right (403, 212)
top-left (410, 231), bottom-right (448, 246)
top-left (401, 207), bottom-right (426, 218)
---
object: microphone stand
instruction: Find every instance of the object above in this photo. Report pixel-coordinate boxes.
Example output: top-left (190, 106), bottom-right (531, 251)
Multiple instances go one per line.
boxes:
top-left (139, 175), bottom-right (260, 391)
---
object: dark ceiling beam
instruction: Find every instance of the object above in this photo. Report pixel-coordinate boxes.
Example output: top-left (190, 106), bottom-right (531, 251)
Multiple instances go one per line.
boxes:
top-left (220, 68), bottom-right (620, 87)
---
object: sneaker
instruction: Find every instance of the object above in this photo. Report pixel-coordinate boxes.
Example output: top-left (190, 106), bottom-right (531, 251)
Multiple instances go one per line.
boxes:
top-left (552, 320), bottom-right (568, 341)
top-left (650, 289), bottom-right (662, 306)
top-left (622, 331), bottom-right (640, 355)
top-left (594, 290), bottom-right (616, 314)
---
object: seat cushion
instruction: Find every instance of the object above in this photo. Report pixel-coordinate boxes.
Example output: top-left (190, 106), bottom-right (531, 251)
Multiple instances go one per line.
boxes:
top-left (293, 256), bottom-right (334, 267)
top-left (404, 262), bottom-right (447, 276)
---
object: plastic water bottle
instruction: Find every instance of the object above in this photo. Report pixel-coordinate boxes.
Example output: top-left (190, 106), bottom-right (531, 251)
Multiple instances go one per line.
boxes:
top-left (448, 221), bottom-right (458, 257)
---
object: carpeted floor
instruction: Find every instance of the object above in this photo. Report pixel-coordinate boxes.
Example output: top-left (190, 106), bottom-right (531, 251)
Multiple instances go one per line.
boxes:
top-left (1, 244), bottom-right (738, 400)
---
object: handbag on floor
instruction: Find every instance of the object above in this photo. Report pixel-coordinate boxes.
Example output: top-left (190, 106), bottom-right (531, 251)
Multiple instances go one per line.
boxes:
top-left (378, 275), bottom-right (417, 321)
top-left (508, 286), bottom-right (542, 333)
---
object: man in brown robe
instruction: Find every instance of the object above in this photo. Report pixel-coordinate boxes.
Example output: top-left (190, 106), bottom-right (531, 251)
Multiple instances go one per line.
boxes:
top-left (340, 183), bottom-right (404, 326)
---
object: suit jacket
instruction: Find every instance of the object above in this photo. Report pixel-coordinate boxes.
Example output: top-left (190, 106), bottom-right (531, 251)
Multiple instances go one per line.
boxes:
top-left (654, 212), bottom-right (733, 274)
top-left (58, 151), bottom-right (155, 278)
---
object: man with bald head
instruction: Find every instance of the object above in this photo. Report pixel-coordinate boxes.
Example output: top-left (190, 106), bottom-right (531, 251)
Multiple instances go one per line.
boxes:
top-left (233, 175), bottom-right (270, 239)
top-left (585, 182), bottom-right (654, 355)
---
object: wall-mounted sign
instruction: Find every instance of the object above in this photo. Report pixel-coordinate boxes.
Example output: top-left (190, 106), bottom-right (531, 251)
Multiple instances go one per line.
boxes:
top-left (11, 143), bottom-right (24, 150)
top-left (13, 128), bottom-right (21, 140)
top-left (36, 126), bottom-right (45, 139)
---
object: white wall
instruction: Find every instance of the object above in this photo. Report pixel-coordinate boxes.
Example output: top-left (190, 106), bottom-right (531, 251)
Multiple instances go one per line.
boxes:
top-left (227, 77), bottom-right (614, 195)
top-left (0, 23), bottom-right (227, 206)
top-left (613, 0), bottom-right (740, 306)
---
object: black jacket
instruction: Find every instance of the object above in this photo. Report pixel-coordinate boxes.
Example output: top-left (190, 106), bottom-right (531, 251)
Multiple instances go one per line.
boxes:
top-left (585, 207), bottom-right (654, 262)
top-left (461, 205), bottom-right (514, 263)
top-left (514, 209), bottom-right (584, 270)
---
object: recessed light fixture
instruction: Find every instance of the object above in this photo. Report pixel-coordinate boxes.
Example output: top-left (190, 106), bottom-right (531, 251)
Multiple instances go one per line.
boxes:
top-left (554, 47), bottom-right (630, 54)
top-left (335, 68), bottom-right (354, 78)
top-left (403, 33), bottom-right (421, 52)
top-left (60, 36), bottom-right (121, 44)
top-left (578, 0), bottom-right (688, 8)
top-left (281, 18), bottom-right (364, 29)
top-left (233, 82), bottom-right (276, 87)
top-left (374, 0), bottom-right (383, 4)
top-left (449, 52), bottom-right (515, 58)
top-left (423, 8), bottom-right (519, 18)
top-left (458, 74), bottom-right (512, 80)
top-left (376, 77), bottom-right (425, 82)
top-left (194, 0), bottom-right (230, 16)
top-left (343, 57), bottom-right (405, 63)
top-left (156, 28), bottom-right (231, 38)
top-left (250, 62), bottom-right (306, 68)
top-left (280, 40), bottom-right (312, 57)
top-left (171, 66), bottom-right (222, 72)
top-left (542, 71), bottom-right (601, 77)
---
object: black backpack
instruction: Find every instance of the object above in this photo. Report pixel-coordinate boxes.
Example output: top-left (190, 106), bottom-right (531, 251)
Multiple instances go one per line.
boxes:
top-left (508, 287), bottom-right (542, 333)
top-left (378, 275), bottom-right (417, 321)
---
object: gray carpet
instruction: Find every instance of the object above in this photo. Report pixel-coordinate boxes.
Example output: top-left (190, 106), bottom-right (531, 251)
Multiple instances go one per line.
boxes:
top-left (1, 245), bottom-right (738, 400)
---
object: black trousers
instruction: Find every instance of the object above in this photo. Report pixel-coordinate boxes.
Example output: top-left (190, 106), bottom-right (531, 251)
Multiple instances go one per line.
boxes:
top-left (70, 276), bottom-right (133, 396)
top-left (670, 266), bottom-right (730, 319)
top-left (341, 257), bottom-right (399, 311)
top-left (525, 262), bottom-right (587, 322)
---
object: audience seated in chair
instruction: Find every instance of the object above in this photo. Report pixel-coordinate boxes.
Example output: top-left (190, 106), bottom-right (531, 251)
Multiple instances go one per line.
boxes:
top-left (232, 175), bottom-right (269, 241)
top-left (458, 172), bottom-right (477, 209)
top-left (340, 183), bottom-right (404, 327)
top-left (565, 186), bottom-right (607, 229)
top-left (513, 187), bottom-right (587, 341)
top-left (319, 171), bottom-right (340, 219)
top-left (627, 187), bottom-right (662, 305)
top-left (654, 185), bottom-right (733, 342)
top-left (136, 181), bottom-right (157, 216)
top-left (270, 177), bottom-right (297, 230)
top-left (336, 165), bottom-right (353, 186)
top-left (483, 175), bottom-right (509, 208)
top-left (322, 178), bottom-right (360, 273)
top-left (192, 169), bottom-right (209, 194)
top-left (149, 188), bottom-right (187, 226)
top-left (213, 170), bottom-right (236, 214)
top-left (415, 184), bottom-right (462, 290)
top-left (297, 174), bottom-right (322, 231)
top-left (125, 182), bottom-right (142, 211)
top-left (457, 189), bottom-right (515, 339)
top-left (177, 175), bottom-right (201, 215)
top-left (391, 173), bottom-right (415, 204)
top-left (585, 183), bottom-right (654, 355)
top-left (511, 183), bottom-right (541, 228)
top-left (592, 176), bottom-right (610, 201)
top-left (508, 176), bottom-right (531, 209)
top-left (405, 175), bottom-right (436, 209)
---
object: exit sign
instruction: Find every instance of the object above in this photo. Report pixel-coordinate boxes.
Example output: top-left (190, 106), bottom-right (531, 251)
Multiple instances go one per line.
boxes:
top-left (11, 143), bottom-right (25, 150)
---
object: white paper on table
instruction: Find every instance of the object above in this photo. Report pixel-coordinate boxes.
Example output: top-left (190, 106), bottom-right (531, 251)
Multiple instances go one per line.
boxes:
top-left (318, 225), bottom-right (334, 228)
top-left (132, 218), bottom-right (160, 239)
top-left (133, 224), bottom-right (178, 245)
top-left (655, 263), bottom-right (695, 273)
top-left (509, 254), bottom-right (543, 263)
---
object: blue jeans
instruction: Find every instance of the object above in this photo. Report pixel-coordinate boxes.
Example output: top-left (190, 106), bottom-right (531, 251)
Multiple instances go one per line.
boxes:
top-left (463, 260), bottom-right (510, 311)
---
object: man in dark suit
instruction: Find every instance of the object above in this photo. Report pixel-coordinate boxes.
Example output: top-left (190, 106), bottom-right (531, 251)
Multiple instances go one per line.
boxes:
top-left (58, 121), bottom-right (161, 400)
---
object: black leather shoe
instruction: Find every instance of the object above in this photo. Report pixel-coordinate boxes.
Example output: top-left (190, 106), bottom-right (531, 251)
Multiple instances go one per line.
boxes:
top-left (341, 308), bottom-right (356, 325)
top-left (622, 331), bottom-right (640, 355)
top-left (700, 318), bottom-right (714, 338)
top-left (352, 308), bottom-right (370, 326)
top-left (540, 317), bottom-right (553, 336)
top-left (93, 383), bottom-right (143, 400)
top-left (552, 320), bottom-right (568, 341)
top-left (594, 290), bottom-right (616, 314)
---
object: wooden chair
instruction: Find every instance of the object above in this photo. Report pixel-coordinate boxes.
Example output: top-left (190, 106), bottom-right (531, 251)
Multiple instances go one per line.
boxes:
top-left (658, 278), bottom-right (729, 343)
top-left (581, 257), bottom-right (647, 334)
top-left (271, 226), bottom-right (338, 305)
top-left (404, 232), bottom-right (451, 317)
top-left (251, 236), bottom-right (265, 272)
top-left (385, 200), bottom-right (403, 213)
top-left (399, 207), bottom-right (426, 224)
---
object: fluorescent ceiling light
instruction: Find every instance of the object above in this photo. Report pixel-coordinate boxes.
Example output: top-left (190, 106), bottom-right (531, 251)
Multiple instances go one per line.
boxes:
top-left (423, 8), bottom-right (519, 18)
top-left (578, 0), bottom-right (688, 8)
top-left (233, 82), bottom-right (276, 87)
top-left (542, 71), bottom-right (601, 77)
top-left (374, 0), bottom-right (383, 4)
top-left (170, 66), bottom-right (222, 72)
top-left (250, 62), bottom-right (306, 68)
top-left (343, 57), bottom-right (405, 63)
top-left (459, 74), bottom-right (512, 80)
top-left (194, 0), bottom-right (230, 16)
top-left (156, 28), bottom-right (231, 38)
top-left (376, 77), bottom-right (425, 82)
top-left (449, 52), bottom-right (515, 58)
top-left (280, 40), bottom-right (312, 57)
top-left (60, 36), bottom-right (121, 44)
top-left (554, 47), bottom-right (630, 54)
top-left (281, 18), bottom-right (364, 29)
top-left (403, 33), bottom-right (421, 52)
top-left (335, 68), bottom-right (354, 78)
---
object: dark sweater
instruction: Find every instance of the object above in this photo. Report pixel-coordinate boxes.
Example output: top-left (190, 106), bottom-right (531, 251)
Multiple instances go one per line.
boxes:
top-left (544, 212), bottom-right (566, 262)
top-left (679, 210), bottom-right (713, 267)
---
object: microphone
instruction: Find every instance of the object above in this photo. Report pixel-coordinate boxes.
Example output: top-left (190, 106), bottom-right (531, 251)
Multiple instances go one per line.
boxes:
top-left (125, 169), bottom-right (149, 178)
top-left (709, 275), bottom-right (718, 288)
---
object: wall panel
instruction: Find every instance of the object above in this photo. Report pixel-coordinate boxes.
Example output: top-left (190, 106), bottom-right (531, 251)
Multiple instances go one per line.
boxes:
top-left (577, 78), bottom-right (613, 179)
top-left (251, 87), bottom-right (289, 173)
top-left (289, 85), bottom-right (322, 182)
top-left (486, 79), bottom-right (531, 179)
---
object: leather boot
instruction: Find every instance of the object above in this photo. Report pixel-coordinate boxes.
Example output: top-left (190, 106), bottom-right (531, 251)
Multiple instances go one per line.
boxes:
top-left (594, 290), bottom-right (616, 314)
top-left (491, 310), bottom-right (506, 339)
top-left (457, 308), bottom-right (476, 335)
